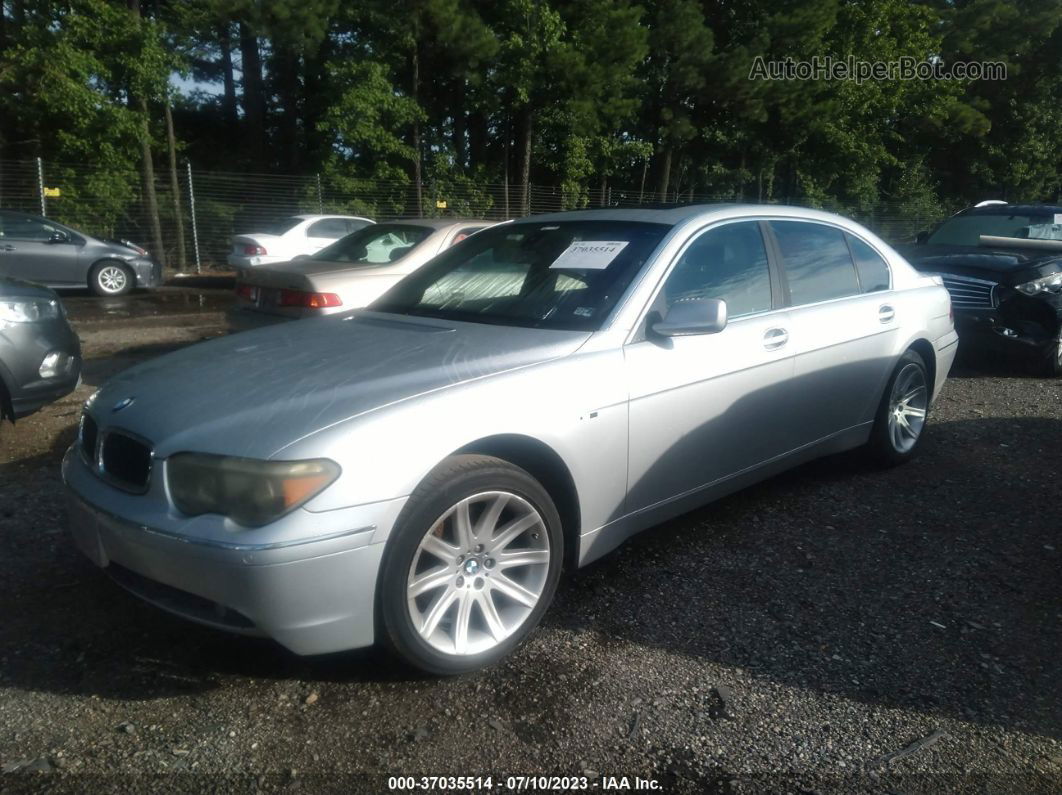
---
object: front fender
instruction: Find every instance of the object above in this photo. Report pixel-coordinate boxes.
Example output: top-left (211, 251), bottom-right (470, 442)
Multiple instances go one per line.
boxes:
top-left (281, 349), bottom-right (629, 540)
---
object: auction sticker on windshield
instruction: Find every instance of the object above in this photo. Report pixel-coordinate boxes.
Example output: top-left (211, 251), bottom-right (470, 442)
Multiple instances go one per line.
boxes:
top-left (550, 240), bottom-right (628, 270)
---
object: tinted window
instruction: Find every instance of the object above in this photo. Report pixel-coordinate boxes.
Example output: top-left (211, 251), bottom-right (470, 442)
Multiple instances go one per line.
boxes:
top-left (0, 213), bottom-right (59, 241)
top-left (847, 234), bottom-right (890, 292)
top-left (307, 218), bottom-right (350, 239)
top-left (345, 218), bottom-right (372, 234)
top-left (663, 222), bottom-right (772, 317)
top-left (372, 221), bottom-right (669, 331)
top-left (771, 221), bottom-right (859, 305)
top-left (312, 224), bottom-right (434, 264)
top-left (927, 213), bottom-right (1054, 246)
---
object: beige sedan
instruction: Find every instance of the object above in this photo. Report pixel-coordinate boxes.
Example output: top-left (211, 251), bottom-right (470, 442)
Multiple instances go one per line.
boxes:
top-left (229, 218), bottom-right (496, 328)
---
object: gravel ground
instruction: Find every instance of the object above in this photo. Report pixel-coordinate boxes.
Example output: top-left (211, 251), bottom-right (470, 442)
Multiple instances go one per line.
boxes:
top-left (0, 289), bottom-right (1059, 793)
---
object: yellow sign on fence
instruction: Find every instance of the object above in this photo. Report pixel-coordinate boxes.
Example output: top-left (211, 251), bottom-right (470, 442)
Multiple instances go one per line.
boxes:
top-left (435, 199), bottom-right (447, 209)
top-left (43, 187), bottom-right (61, 198)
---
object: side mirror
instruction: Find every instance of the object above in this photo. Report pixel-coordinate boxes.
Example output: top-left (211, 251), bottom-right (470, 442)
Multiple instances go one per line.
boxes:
top-left (915, 231), bottom-right (929, 244)
top-left (650, 297), bottom-right (728, 337)
top-left (48, 231), bottom-right (70, 244)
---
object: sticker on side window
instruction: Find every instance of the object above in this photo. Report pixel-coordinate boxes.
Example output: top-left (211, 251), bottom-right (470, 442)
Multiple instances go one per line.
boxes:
top-left (550, 240), bottom-right (628, 270)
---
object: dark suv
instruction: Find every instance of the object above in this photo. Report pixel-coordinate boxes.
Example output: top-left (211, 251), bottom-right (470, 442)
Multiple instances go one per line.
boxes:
top-left (0, 210), bottom-right (161, 296)
top-left (898, 203), bottom-right (1062, 376)
top-left (0, 277), bottom-right (81, 424)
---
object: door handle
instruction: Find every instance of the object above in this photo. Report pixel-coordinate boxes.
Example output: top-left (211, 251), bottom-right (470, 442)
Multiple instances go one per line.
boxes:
top-left (763, 327), bottom-right (789, 350)
top-left (878, 304), bottom-right (895, 323)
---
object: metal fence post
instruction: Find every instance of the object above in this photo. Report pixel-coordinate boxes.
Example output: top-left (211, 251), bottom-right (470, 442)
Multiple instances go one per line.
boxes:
top-left (316, 173), bottom-right (323, 214)
top-left (36, 157), bottom-right (46, 216)
top-left (186, 161), bottom-right (201, 273)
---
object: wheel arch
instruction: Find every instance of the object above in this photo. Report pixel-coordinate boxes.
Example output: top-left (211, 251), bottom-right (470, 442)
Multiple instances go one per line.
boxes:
top-left (87, 258), bottom-right (133, 287)
top-left (453, 434), bottom-right (582, 570)
top-left (906, 338), bottom-right (937, 399)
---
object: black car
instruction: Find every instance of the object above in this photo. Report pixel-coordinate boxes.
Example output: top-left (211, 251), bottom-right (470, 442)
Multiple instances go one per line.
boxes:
top-left (0, 210), bottom-right (161, 296)
top-left (899, 203), bottom-right (1062, 376)
top-left (0, 277), bottom-right (81, 426)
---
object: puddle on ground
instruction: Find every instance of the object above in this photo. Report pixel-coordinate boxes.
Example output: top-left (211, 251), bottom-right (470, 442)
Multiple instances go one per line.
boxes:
top-left (62, 284), bottom-right (235, 321)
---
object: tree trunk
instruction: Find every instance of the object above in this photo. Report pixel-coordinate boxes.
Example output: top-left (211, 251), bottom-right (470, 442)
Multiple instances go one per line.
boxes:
top-left (238, 22), bottom-right (267, 169)
top-left (411, 43), bottom-right (422, 215)
top-left (128, 0), bottom-right (165, 264)
top-left (655, 144), bottom-right (673, 200)
top-left (218, 24), bottom-right (239, 133)
top-left (468, 110), bottom-right (488, 172)
top-left (599, 172), bottom-right (607, 207)
top-left (163, 100), bottom-right (186, 269)
top-left (517, 106), bottom-right (532, 216)
top-left (452, 80), bottom-right (467, 171)
top-left (274, 43), bottom-right (301, 172)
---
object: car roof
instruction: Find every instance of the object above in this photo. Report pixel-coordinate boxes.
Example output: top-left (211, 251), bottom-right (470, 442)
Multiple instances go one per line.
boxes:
top-left (510, 203), bottom-right (864, 228)
top-left (962, 203), bottom-right (1062, 217)
top-left (373, 218), bottom-right (493, 230)
top-left (290, 214), bottom-right (373, 221)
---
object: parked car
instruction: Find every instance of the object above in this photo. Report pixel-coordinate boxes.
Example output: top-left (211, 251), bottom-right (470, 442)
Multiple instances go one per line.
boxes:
top-left (227, 214), bottom-right (374, 269)
top-left (65, 204), bottom-right (957, 674)
top-left (898, 202), bottom-right (1062, 375)
top-left (0, 210), bottom-right (161, 296)
top-left (229, 218), bottom-right (495, 329)
top-left (1, 277), bottom-right (81, 427)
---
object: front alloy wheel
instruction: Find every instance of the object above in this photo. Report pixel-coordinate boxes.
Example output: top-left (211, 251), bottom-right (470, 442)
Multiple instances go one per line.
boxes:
top-left (380, 455), bottom-right (563, 674)
top-left (91, 263), bottom-right (132, 296)
top-left (407, 491), bottom-right (550, 656)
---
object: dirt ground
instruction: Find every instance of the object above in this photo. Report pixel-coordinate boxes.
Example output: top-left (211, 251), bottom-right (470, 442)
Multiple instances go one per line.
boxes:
top-left (1, 284), bottom-right (1059, 793)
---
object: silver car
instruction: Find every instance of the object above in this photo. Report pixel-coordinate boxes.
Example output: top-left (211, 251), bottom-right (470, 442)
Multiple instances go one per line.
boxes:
top-left (64, 205), bottom-right (958, 674)
top-left (228, 218), bottom-right (494, 329)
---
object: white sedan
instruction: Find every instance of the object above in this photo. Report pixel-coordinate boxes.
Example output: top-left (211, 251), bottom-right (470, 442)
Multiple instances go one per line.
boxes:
top-left (226, 214), bottom-right (374, 268)
top-left (229, 218), bottom-right (495, 328)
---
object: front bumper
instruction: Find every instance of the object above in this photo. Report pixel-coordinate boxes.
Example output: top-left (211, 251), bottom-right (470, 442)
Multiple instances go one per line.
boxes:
top-left (129, 257), bottom-right (162, 288)
top-left (953, 296), bottom-right (1062, 355)
top-left (63, 448), bottom-right (406, 655)
top-left (0, 315), bottom-right (82, 419)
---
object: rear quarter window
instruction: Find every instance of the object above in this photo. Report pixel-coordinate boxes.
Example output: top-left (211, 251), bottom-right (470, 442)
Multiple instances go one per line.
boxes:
top-left (846, 234), bottom-right (891, 292)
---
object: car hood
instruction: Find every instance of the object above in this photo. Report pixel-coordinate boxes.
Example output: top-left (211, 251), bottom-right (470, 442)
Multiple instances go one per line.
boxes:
top-left (897, 243), bottom-right (1062, 284)
top-left (88, 311), bottom-right (590, 459)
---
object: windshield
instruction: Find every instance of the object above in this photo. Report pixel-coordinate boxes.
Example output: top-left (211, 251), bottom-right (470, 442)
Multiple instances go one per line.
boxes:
top-left (370, 220), bottom-right (670, 331)
top-left (313, 224), bottom-right (434, 265)
top-left (927, 213), bottom-right (1061, 246)
top-left (259, 217), bottom-right (304, 236)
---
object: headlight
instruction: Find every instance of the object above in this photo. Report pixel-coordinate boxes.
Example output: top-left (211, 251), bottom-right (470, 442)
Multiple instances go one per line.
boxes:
top-left (167, 453), bottom-right (340, 527)
top-left (0, 299), bottom-right (60, 325)
top-left (1015, 271), bottom-right (1062, 296)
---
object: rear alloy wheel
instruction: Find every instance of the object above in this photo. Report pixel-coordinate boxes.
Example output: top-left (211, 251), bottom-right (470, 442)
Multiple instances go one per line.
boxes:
top-left (867, 350), bottom-right (930, 465)
top-left (379, 455), bottom-right (563, 674)
top-left (1040, 330), bottom-right (1062, 377)
top-left (90, 262), bottom-right (133, 296)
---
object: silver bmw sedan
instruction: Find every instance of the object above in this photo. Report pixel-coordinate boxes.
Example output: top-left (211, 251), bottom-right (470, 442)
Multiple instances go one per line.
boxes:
top-left (64, 204), bottom-right (958, 674)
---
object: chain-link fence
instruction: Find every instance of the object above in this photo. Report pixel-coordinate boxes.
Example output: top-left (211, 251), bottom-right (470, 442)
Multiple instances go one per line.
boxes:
top-left (0, 158), bottom-right (953, 271)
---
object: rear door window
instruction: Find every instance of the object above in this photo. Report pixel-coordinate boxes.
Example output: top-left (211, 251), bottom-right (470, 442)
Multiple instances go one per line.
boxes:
top-left (770, 221), bottom-right (860, 306)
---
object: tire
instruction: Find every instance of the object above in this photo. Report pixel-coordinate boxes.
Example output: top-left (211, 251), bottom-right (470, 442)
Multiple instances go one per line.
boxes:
top-left (89, 261), bottom-right (133, 296)
top-left (378, 454), bottom-right (564, 675)
top-left (1038, 331), bottom-right (1062, 378)
top-left (866, 349), bottom-right (931, 466)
